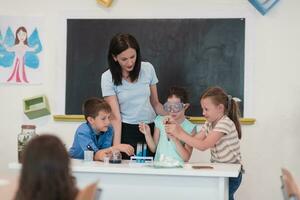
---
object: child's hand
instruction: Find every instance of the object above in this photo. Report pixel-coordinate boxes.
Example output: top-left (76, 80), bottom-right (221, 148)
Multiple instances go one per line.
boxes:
top-left (163, 115), bottom-right (173, 125)
top-left (138, 122), bottom-right (151, 136)
top-left (165, 122), bottom-right (182, 138)
top-left (94, 149), bottom-right (112, 161)
top-left (164, 123), bottom-right (176, 134)
top-left (167, 134), bottom-right (178, 142)
top-left (114, 144), bottom-right (134, 156)
top-left (163, 116), bottom-right (177, 140)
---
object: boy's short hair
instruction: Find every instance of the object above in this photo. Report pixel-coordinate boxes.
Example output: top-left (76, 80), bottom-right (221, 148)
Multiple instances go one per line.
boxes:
top-left (82, 97), bottom-right (111, 120)
top-left (167, 86), bottom-right (189, 103)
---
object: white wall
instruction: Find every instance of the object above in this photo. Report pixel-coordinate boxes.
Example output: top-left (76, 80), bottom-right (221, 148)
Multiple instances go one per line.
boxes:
top-left (1, 0), bottom-right (300, 199)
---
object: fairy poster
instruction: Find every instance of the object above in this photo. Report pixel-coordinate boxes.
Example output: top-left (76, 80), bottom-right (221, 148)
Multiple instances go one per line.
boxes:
top-left (0, 16), bottom-right (43, 84)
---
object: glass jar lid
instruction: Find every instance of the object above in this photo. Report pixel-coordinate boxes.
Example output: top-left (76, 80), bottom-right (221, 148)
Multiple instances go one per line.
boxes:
top-left (21, 125), bottom-right (36, 129)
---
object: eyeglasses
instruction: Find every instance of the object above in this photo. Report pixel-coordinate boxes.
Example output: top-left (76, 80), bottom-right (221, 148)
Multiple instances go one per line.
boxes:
top-left (163, 102), bottom-right (185, 113)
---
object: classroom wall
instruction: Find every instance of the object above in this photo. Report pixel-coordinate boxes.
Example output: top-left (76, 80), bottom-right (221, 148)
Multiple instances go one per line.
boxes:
top-left (1, 0), bottom-right (300, 199)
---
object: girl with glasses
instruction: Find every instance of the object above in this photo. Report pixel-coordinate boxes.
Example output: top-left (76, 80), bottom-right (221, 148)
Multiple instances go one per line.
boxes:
top-left (139, 86), bottom-right (196, 164)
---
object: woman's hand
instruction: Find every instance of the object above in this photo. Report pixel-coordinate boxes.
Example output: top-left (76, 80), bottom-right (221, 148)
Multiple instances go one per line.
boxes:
top-left (113, 144), bottom-right (135, 156)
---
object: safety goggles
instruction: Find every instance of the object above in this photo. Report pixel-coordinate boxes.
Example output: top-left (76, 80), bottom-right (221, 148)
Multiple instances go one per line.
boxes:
top-left (163, 102), bottom-right (185, 113)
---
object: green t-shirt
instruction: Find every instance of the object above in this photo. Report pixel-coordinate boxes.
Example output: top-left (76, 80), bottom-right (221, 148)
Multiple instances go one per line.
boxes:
top-left (154, 115), bottom-right (195, 163)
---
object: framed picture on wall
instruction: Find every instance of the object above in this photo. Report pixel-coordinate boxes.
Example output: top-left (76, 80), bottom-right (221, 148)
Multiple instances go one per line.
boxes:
top-left (249, 0), bottom-right (280, 15)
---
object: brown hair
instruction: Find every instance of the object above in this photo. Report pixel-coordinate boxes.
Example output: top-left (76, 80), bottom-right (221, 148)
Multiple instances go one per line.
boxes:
top-left (14, 134), bottom-right (78, 200)
top-left (15, 26), bottom-right (28, 45)
top-left (82, 97), bottom-right (111, 120)
top-left (167, 86), bottom-right (189, 103)
top-left (201, 86), bottom-right (242, 139)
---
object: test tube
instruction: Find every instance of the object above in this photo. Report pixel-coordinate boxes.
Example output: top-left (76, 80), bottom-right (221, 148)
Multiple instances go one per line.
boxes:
top-left (142, 143), bottom-right (147, 163)
top-left (136, 142), bottom-right (143, 163)
top-left (136, 142), bottom-right (143, 157)
top-left (142, 143), bottom-right (147, 157)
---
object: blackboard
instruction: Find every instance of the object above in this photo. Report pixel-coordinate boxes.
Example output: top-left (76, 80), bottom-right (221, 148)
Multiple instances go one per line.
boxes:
top-left (66, 18), bottom-right (245, 116)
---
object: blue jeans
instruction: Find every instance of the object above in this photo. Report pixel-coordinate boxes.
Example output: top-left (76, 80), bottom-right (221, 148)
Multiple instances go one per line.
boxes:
top-left (229, 172), bottom-right (242, 200)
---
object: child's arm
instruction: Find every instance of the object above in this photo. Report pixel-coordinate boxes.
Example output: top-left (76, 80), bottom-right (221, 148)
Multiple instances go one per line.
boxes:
top-left (166, 123), bottom-right (224, 151)
top-left (179, 129), bottom-right (224, 151)
top-left (193, 129), bottom-right (207, 141)
top-left (138, 123), bottom-right (160, 153)
top-left (170, 128), bottom-right (196, 161)
top-left (94, 148), bottom-right (113, 161)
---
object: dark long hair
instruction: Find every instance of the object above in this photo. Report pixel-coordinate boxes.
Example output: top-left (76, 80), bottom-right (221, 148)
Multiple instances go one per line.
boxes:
top-left (201, 86), bottom-right (242, 139)
top-left (14, 134), bottom-right (78, 200)
top-left (107, 33), bottom-right (141, 86)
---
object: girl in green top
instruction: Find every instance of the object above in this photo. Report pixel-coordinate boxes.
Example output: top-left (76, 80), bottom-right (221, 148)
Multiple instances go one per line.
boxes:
top-left (139, 86), bottom-right (196, 164)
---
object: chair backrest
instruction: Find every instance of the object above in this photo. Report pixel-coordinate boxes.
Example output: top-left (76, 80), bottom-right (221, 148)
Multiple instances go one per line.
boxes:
top-left (281, 168), bottom-right (300, 200)
top-left (76, 181), bottom-right (101, 200)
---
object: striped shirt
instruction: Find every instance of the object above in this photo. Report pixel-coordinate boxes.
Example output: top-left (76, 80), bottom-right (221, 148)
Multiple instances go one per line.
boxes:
top-left (202, 115), bottom-right (241, 164)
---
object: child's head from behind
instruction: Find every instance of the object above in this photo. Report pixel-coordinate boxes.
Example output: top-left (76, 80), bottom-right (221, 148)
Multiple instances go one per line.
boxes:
top-left (83, 97), bottom-right (111, 132)
top-left (164, 86), bottom-right (189, 121)
top-left (200, 86), bottom-right (241, 138)
top-left (16, 134), bottom-right (77, 200)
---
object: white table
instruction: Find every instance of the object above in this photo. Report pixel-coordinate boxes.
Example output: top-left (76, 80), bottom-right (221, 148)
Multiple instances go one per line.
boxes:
top-left (9, 160), bottom-right (240, 200)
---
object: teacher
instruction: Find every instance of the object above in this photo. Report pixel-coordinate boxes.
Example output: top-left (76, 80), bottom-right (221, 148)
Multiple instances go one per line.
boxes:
top-left (101, 33), bottom-right (166, 159)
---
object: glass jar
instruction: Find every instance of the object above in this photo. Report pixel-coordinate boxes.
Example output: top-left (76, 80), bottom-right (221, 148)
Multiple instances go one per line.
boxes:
top-left (109, 149), bottom-right (122, 164)
top-left (18, 125), bottom-right (37, 163)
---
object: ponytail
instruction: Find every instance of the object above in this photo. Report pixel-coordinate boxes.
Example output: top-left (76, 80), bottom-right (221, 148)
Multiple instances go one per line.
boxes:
top-left (227, 98), bottom-right (242, 139)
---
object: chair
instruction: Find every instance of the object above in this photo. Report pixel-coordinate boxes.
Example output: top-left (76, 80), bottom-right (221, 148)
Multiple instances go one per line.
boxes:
top-left (281, 168), bottom-right (300, 200)
top-left (76, 181), bottom-right (102, 200)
